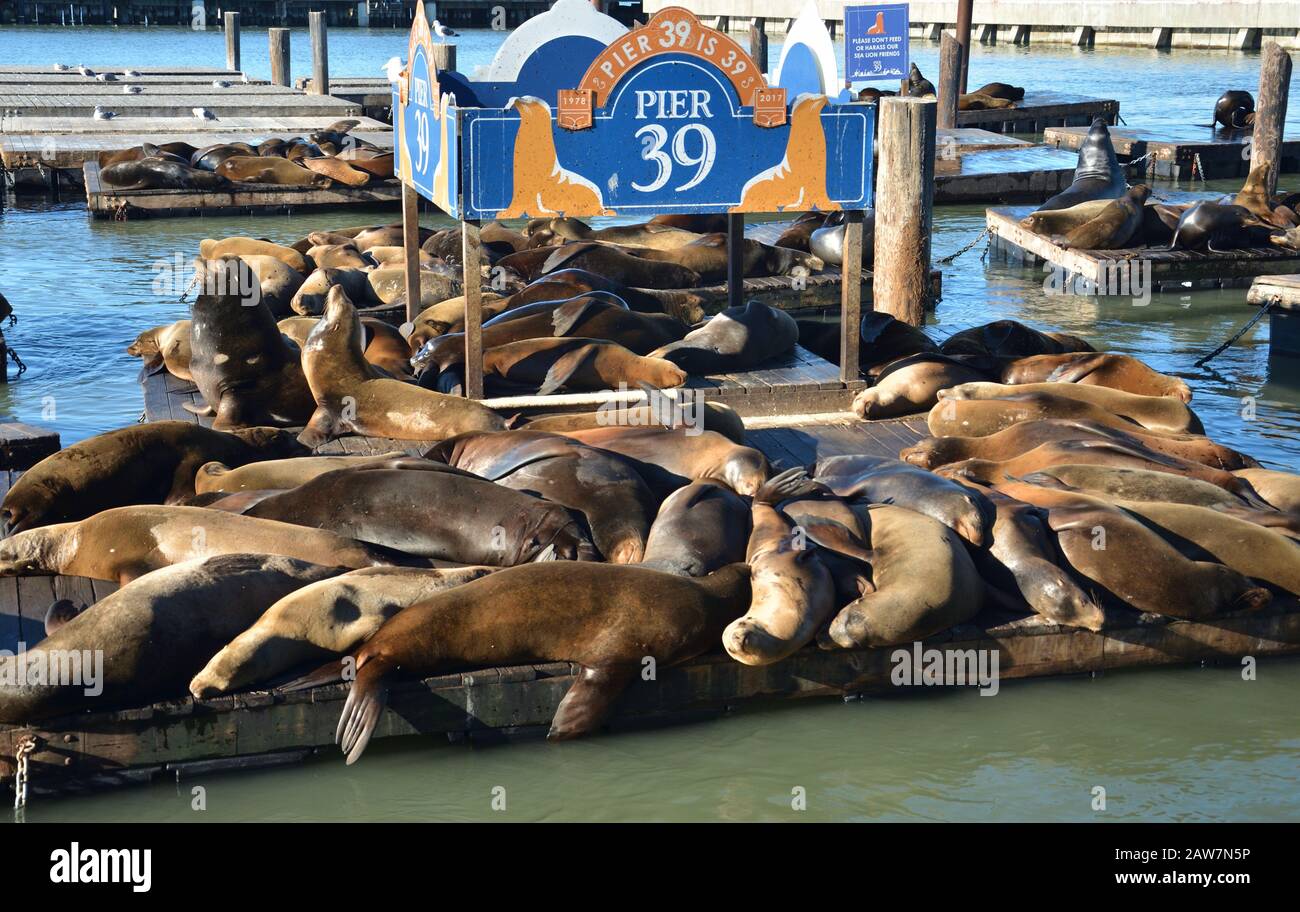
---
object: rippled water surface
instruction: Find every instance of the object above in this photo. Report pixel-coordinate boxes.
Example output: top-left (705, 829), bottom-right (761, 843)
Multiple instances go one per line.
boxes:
top-left (0, 27), bottom-right (1297, 821)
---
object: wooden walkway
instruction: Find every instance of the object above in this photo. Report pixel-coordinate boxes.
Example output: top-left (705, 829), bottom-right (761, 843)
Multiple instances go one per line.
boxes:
top-left (1044, 125), bottom-right (1300, 180)
top-left (954, 93), bottom-right (1119, 134)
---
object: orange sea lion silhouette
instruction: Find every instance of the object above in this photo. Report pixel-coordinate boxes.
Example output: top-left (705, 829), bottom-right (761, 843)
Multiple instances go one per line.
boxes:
top-left (497, 96), bottom-right (612, 219)
top-left (733, 94), bottom-right (837, 213)
top-left (868, 12), bottom-right (886, 34)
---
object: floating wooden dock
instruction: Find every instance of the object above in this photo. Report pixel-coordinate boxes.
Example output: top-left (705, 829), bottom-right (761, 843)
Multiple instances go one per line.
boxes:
top-left (295, 76), bottom-right (394, 122)
top-left (1247, 274), bottom-right (1300, 358)
top-left (987, 205), bottom-right (1300, 292)
top-left (954, 93), bottom-right (1119, 134)
top-left (83, 161), bottom-right (402, 219)
top-left (1043, 125), bottom-right (1300, 180)
top-left (934, 146), bottom-right (1078, 204)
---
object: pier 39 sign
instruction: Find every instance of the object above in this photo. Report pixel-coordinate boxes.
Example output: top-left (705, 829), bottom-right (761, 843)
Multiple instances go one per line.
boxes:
top-left (394, 5), bottom-right (873, 221)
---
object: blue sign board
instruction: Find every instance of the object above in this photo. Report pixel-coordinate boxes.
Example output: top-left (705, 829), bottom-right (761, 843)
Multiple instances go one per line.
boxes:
top-left (844, 3), bottom-right (910, 82)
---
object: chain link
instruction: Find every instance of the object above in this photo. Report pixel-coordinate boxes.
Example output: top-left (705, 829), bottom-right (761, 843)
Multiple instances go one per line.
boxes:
top-left (13, 737), bottom-right (36, 811)
top-left (937, 227), bottom-right (990, 266)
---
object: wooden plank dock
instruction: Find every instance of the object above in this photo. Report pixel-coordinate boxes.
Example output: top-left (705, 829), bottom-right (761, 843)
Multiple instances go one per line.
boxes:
top-left (1247, 274), bottom-right (1300, 357)
top-left (295, 76), bottom-right (394, 121)
top-left (954, 93), bottom-right (1120, 134)
top-left (934, 146), bottom-right (1077, 204)
top-left (1043, 125), bottom-right (1300, 180)
top-left (987, 205), bottom-right (1300, 292)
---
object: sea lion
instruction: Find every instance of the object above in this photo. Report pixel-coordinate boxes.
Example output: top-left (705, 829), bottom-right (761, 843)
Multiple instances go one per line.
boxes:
top-left (100, 157), bottom-right (233, 191)
top-left (0, 506), bottom-right (392, 584)
top-left (648, 300), bottom-right (798, 374)
top-left (563, 426), bottom-right (769, 497)
top-left (301, 156), bottom-right (371, 187)
top-left (198, 237), bottom-right (309, 274)
top-left (940, 319), bottom-right (1095, 359)
top-left (186, 257), bottom-right (315, 429)
top-left (541, 242), bottom-right (701, 289)
top-left (1035, 118), bottom-right (1127, 212)
top-left (973, 82), bottom-right (1025, 101)
top-left (522, 268), bottom-right (707, 325)
top-left (1019, 199), bottom-right (1112, 236)
top-left (194, 451), bottom-right (406, 493)
top-left (640, 482), bottom-right (751, 577)
top-left (957, 92), bottom-right (1017, 110)
top-left (1000, 352), bottom-right (1192, 402)
top-left (814, 453), bottom-right (995, 546)
top-left (860, 311), bottom-right (939, 373)
top-left (298, 287), bottom-right (505, 447)
top-left (482, 336), bottom-right (688, 395)
top-left (1, 421), bottom-right (301, 533)
top-left (1024, 464), bottom-right (1249, 509)
top-left (429, 430), bottom-right (657, 563)
top-left (127, 319), bottom-right (193, 380)
top-left (215, 155), bottom-right (331, 187)
top-left (901, 418), bottom-right (1259, 472)
top-left (648, 214), bottom-right (729, 233)
top-left (774, 213), bottom-right (828, 252)
top-left (189, 565), bottom-right (498, 698)
top-left (1234, 163), bottom-right (1285, 225)
top-left (853, 352), bottom-right (991, 419)
top-left (306, 242), bottom-right (370, 269)
top-left (1213, 90), bottom-right (1254, 129)
top-left (238, 254), bottom-right (306, 317)
top-left (291, 267), bottom-right (379, 315)
top-left (191, 142), bottom-right (256, 171)
top-left (808, 211), bottom-right (876, 269)
top-left (322, 561), bottom-right (752, 762)
top-left (528, 218), bottom-right (705, 251)
top-left (239, 462), bottom-right (595, 564)
top-left (352, 224), bottom-right (434, 250)
top-left (279, 316), bottom-right (411, 377)
top-left (366, 264), bottom-right (460, 310)
top-left (0, 555), bottom-right (345, 722)
top-left (526, 397), bottom-right (747, 445)
top-left (723, 469), bottom-right (835, 666)
top-left (1233, 469), bottom-right (1300, 514)
top-left (1056, 185), bottom-right (1150, 250)
top-left (927, 390), bottom-right (1183, 439)
top-left (820, 503), bottom-right (984, 649)
top-left (1169, 201), bottom-right (1271, 251)
top-left (906, 63), bottom-right (936, 97)
top-left (632, 235), bottom-right (823, 283)
top-left (404, 292), bottom-right (508, 348)
top-left (938, 381), bottom-right (1203, 434)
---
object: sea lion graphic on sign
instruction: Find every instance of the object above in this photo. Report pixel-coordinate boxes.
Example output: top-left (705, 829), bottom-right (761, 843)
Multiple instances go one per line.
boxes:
top-left (497, 96), bottom-right (613, 218)
top-left (432, 92), bottom-right (453, 211)
top-left (732, 94), bottom-right (837, 213)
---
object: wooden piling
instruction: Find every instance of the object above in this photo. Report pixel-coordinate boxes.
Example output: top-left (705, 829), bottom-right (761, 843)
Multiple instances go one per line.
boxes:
top-left (748, 17), bottom-right (768, 76)
top-left (839, 209), bottom-right (864, 383)
top-left (462, 219), bottom-right (484, 401)
top-left (223, 12), bottom-right (240, 72)
top-left (309, 11), bottom-right (329, 96)
top-left (955, 0), bottom-right (973, 93)
top-left (1252, 41), bottom-right (1293, 197)
top-left (726, 214), bottom-right (745, 310)
top-left (872, 97), bottom-right (937, 327)
top-left (269, 28), bottom-right (290, 88)
top-left (401, 182), bottom-right (420, 325)
top-left (936, 32), bottom-right (961, 130)
top-left (432, 43), bottom-right (456, 74)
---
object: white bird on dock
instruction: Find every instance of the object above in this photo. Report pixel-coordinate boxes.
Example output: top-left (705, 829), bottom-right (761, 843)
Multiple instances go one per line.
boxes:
top-left (77, 65), bottom-right (95, 77)
top-left (53, 63), bottom-right (70, 72)
top-left (92, 106), bottom-right (116, 120)
top-left (432, 20), bottom-right (458, 39)
top-left (95, 73), bottom-right (118, 82)
top-left (124, 69), bottom-right (141, 77)
top-left (212, 80), bottom-right (231, 88)
top-left (192, 107), bottom-right (218, 120)
top-left (123, 85), bottom-right (143, 94)
top-left (382, 56), bottom-right (403, 83)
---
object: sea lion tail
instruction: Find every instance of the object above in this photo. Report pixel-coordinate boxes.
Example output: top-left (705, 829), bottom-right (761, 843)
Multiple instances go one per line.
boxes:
top-left (754, 466), bottom-right (828, 505)
top-left (276, 657), bottom-right (350, 693)
top-left (337, 658), bottom-right (393, 764)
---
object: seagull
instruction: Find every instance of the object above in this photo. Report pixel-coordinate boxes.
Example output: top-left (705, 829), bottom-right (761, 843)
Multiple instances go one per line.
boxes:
top-left (192, 107), bottom-right (217, 120)
top-left (124, 69), bottom-right (141, 77)
top-left (432, 20), bottom-right (457, 38)
top-left (53, 63), bottom-right (70, 71)
top-left (123, 85), bottom-right (143, 94)
top-left (211, 80), bottom-right (231, 88)
top-left (95, 73), bottom-right (118, 82)
top-left (77, 65), bottom-right (95, 77)
top-left (382, 56), bottom-right (403, 83)
top-left (92, 106), bottom-right (116, 120)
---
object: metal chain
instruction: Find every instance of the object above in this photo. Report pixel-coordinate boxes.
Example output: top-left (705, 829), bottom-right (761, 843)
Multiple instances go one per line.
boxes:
top-left (1194, 298), bottom-right (1274, 367)
top-left (1191, 152), bottom-right (1207, 183)
top-left (6, 345), bottom-right (26, 376)
top-left (178, 271), bottom-right (200, 303)
top-left (937, 227), bottom-right (990, 266)
top-left (13, 737), bottom-right (36, 811)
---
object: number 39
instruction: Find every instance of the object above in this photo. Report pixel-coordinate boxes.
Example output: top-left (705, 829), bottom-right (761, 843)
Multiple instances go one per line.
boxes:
top-left (632, 123), bottom-right (716, 193)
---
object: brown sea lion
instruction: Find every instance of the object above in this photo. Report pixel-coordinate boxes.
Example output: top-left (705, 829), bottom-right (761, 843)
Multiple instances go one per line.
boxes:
top-left (649, 300), bottom-right (799, 374)
top-left (335, 150), bottom-right (395, 179)
top-left (526, 398), bottom-right (747, 445)
top-left (633, 234), bottom-right (822, 283)
top-left (482, 336), bottom-right (687, 395)
top-left (723, 469), bottom-right (835, 665)
top-left (0, 555), bottom-right (345, 722)
top-left (774, 212), bottom-right (828, 251)
top-left (939, 380), bottom-right (1203, 434)
top-left (648, 214), bottom-right (730, 233)
top-left (0, 506), bottom-right (393, 584)
top-left (236, 253), bottom-right (306, 317)
top-left (243, 464), bottom-right (596, 564)
top-left (958, 92), bottom-right (1016, 110)
top-left (541, 242), bottom-right (701, 289)
top-left (1023, 464), bottom-right (1249, 509)
top-left (301, 156), bottom-right (371, 187)
top-left (186, 257), bottom-right (316, 429)
top-left (404, 292), bottom-right (508, 349)
top-left (320, 560), bottom-right (752, 762)
top-left (927, 391), bottom-right (1185, 439)
top-left (640, 482), bottom-right (751, 577)
top-left (1018, 199), bottom-right (1112, 235)
top-left (194, 451), bottom-right (406, 494)
top-left (291, 267), bottom-right (380, 315)
top-left (1056, 185), bottom-right (1150, 250)
top-left (127, 319), bottom-right (193, 380)
top-left (191, 142), bottom-right (257, 171)
top-left (278, 316), bottom-right (411, 377)
top-left (973, 82), bottom-right (1025, 101)
top-left (1233, 469), bottom-right (1300, 514)
top-left (563, 426), bottom-right (769, 497)
top-left (352, 224), bottom-right (435, 250)
top-left (819, 503), bottom-right (984, 649)
top-left (366, 264), bottom-right (460, 309)
top-left (189, 565), bottom-right (498, 698)
top-left (1001, 352), bottom-right (1192, 402)
top-left (215, 155), bottom-right (331, 187)
top-left (853, 353), bottom-right (990, 419)
top-left (528, 218), bottom-right (704, 250)
top-left (0, 421), bottom-right (302, 534)
top-left (199, 237), bottom-right (310, 274)
top-left (298, 287), bottom-right (505, 446)
top-left (306, 243), bottom-right (370, 269)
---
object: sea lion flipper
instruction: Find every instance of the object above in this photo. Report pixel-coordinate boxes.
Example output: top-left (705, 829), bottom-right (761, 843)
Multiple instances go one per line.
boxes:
top-left (537, 345), bottom-right (597, 396)
top-left (550, 296), bottom-right (604, 336)
top-left (338, 659), bottom-right (392, 765)
top-left (182, 401), bottom-right (216, 417)
top-left (547, 665), bottom-right (636, 741)
top-left (275, 656), bottom-right (351, 693)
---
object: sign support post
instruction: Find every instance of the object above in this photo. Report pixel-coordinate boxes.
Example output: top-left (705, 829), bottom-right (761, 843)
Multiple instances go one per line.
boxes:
top-left (401, 183), bottom-right (421, 325)
top-left (839, 209), bottom-right (864, 382)
top-left (461, 219), bottom-right (484, 401)
top-left (726, 214), bottom-right (745, 311)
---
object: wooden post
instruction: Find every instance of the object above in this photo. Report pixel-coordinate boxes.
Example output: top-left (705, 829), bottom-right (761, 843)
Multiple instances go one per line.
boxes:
top-left (431, 43), bottom-right (456, 74)
top-left (309, 11), bottom-right (329, 95)
top-left (955, 0), bottom-right (973, 94)
top-left (748, 17), bottom-right (768, 76)
top-left (838, 210), bottom-right (864, 383)
top-left (1252, 41), bottom-right (1293, 197)
top-left (269, 28), bottom-right (290, 87)
top-left (872, 97), bottom-right (936, 327)
top-left (726, 213), bottom-right (745, 310)
top-left (401, 183), bottom-right (421, 325)
top-left (462, 219), bottom-right (484, 400)
top-left (936, 31), bottom-right (961, 130)
top-left (223, 11), bottom-right (239, 72)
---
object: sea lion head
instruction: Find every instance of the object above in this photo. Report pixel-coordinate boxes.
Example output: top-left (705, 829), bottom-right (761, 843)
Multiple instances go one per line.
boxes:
top-left (719, 447), bottom-right (770, 497)
top-left (307, 285), bottom-right (365, 360)
top-left (1075, 117), bottom-right (1121, 184)
top-left (126, 326), bottom-right (162, 361)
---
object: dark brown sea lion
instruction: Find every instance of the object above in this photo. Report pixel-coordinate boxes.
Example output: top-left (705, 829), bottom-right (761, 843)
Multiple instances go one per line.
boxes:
top-left (861, 312), bottom-right (939, 374)
top-left (906, 63), bottom-right (936, 97)
top-left (527, 268), bottom-right (706, 324)
top-left (971, 82), bottom-right (1025, 101)
top-left (632, 235), bottom-right (822, 283)
top-left (101, 157), bottom-right (233, 191)
top-left (237, 254), bottom-right (306, 318)
top-left (1035, 117), bottom-right (1127, 212)
top-left (185, 257), bottom-right (315, 429)
top-left (958, 93), bottom-right (1016, 110)
top-left (494, 245), bottom-right (563, 283)
top-left (0, 421), bottom-right (302, 534)
top-left (0, 555), bottom-right (345, 722)
top-left (428, 430), bottom-right (657, 563)
top-left (318, 561), bottom-right (751, 762)
top-left (243, 463), bottom-right (596, 564)
top-left (640, 482), bottom-right (751, 577)
top-left (723, 469), bottom-right (835, 665)
top-left (1213, 90), bottom-right (1254, 129)
top-left (298, 287), bottom-right (505, 446)
top-left (482, 336), bottom-right (688, 395)
top-left (1000, 352), bottom-right (1192, 402)
top-left (191, 142), bottom-right (256, 171)
top-left (1170, 201), bottom-right (1272, 251)
top-left (564, 426), bottom-right (769, 497)
top-left (1057, 185), bottom-right (1150, 250)
top-left (648, 300), bottom-right (798, 374)
top-left (528, 219), bottom-right (704, 250)
top-left (853, 352), bottom-right (990, 419)
top-left (938, 380), bottom-right (1203, 434)
top-left (127, 319), bottom-right (193, 380)
top-left (814, 453), bottom-right (995, 546)
top-left (541, 242), bottom-right (702, 289)
top-left (0, 506), bottom-right (393, 584)
top-left (940, 319), bottom-right (1094, 359)
top-left (648, 214), bottom-right (730, 233)
top-left (775, 212), bottom-right (828, 251)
